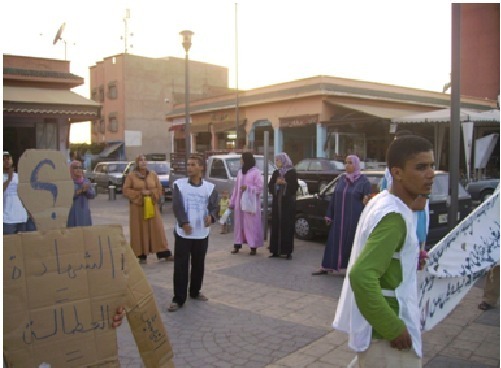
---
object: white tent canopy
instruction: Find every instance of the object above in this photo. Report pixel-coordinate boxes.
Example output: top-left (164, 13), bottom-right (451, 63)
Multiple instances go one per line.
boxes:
top-left (391, 108), bottom-right (500, 124)
top-left (391, 108), bottom-right (499, 173)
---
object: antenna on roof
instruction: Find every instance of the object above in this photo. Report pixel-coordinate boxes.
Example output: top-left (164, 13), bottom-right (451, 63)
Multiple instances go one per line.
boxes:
top-left (121, 8), bottom-right (134, 53)
top-left (52, 22), bottom-right (74, 60)
top-left (53, 23), bottom-right (65, 45)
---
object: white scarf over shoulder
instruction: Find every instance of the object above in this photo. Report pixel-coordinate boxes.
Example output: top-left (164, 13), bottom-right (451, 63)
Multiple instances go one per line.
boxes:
top-left (332, 190), bottom-right (422, 358)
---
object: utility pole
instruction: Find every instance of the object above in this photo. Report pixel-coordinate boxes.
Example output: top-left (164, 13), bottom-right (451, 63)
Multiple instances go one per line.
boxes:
top-left (448, 3), bottom-right (461, 231)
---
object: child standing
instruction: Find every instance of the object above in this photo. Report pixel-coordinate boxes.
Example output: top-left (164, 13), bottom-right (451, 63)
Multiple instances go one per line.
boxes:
top-left (219, 190), bottom-right (230, 234)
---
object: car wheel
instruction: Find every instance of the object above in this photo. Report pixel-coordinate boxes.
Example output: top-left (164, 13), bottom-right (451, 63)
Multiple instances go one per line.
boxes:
top-left (480, 189), bottom-right (494, 202)
top-left (295, 214), bottom-right (314, 240)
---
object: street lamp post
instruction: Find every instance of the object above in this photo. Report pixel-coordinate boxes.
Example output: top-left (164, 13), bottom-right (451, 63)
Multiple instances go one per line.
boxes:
top-left (180, 30), bottom-right (194, 164)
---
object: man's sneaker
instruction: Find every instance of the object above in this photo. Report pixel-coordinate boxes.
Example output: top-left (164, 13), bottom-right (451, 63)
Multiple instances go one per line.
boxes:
top-left (190, 293), bottom-right (208, 301)
top-left (168, 302), bottom-right (182, 312)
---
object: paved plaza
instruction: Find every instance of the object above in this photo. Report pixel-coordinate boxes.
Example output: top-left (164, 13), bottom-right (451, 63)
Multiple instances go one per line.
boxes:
top-left (90, 194), bottom-right (499, 368)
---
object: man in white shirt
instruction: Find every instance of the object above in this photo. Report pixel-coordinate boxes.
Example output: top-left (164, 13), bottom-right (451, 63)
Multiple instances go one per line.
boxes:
top-left (3, 151), bottom-right (29, 235)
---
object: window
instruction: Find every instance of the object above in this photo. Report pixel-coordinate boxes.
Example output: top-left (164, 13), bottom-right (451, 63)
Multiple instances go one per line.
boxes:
top-left (92, 121), bottom-right (99, 134)
top-left (91, 88), bottom-right (97, 102)
top-left (209, 159), bottom-right (227, 179)
top-left (98, 85), bottom-right (105, 102)
top-left (108, 114), bottom-right (118, 132)
top-left (36, 120), bottom-right (58, 149)
top-left (108, 81), bottom-right (117, 99)
top-left (95, 164), bottom-right (105, 174)
top-left (295, 161), bottom-right (309, 170)
top-left (99, 119), bottom-right (105, 134)
top-left (309, 161), bottom-right (322, 171)
top-left (225, 158), bottom-right (241, 178)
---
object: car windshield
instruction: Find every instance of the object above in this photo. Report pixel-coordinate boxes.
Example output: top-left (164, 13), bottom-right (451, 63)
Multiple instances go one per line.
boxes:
top-left (329, 160), bottom-right (345, 170)
top-left (226, 157), bottom-right (276, 178)
top-left (109, 163), bottom-right (128, 173)
top-left (432, 173), bottom-right (468, 199)
top-left (148, 162), bottom-right (169, 174)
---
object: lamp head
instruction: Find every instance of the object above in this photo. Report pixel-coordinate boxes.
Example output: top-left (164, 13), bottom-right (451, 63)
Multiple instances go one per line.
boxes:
top-left (179, 30), bottom-right (194, 52)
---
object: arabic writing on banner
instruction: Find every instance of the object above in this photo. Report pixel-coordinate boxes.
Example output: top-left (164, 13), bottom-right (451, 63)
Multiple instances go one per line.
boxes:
top-left (4, 225), bottom-right (128, 367)
top-left (418, 188), bottom-right (500, 331)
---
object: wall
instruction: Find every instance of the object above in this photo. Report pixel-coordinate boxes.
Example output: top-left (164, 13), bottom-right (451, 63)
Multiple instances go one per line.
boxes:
top-left (460, 3), bottom-right (500, 100)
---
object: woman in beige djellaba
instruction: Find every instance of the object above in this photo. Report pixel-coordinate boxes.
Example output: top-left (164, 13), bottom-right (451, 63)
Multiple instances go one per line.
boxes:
top-left (123, 154), bottom-right (172, 263)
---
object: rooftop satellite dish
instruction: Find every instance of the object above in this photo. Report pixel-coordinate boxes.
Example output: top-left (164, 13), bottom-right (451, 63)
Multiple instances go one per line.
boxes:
top-left (53, 22), bottom-right (66, 45)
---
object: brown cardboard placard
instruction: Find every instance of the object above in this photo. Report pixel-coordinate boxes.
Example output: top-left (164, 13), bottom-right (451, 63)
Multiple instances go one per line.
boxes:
top-left (3, 226), bottom-right (128, 367)
top-left (123, 246), bottom-right (174, 368)
top-left (5, 149), bottom-right (174, 367)
top-left (17, 149), bottom-right (74, 231)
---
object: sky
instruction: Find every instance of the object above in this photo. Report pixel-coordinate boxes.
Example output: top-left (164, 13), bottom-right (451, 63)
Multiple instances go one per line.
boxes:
top-left (2, 0), bottom-right (460, 143)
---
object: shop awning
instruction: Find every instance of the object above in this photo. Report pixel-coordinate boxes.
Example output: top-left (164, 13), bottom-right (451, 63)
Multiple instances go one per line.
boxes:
top-left (330, 102), bottom-right (426, 119)
top-left (3, 86), bottom-right (101, 117)
top-left (168, 124), bottom-right (185, 131)
top-left (190, 124), bottom-right (211, 133)
top-left (391, 108), bottom-right (500, 123)
top-left (99, 142), bottom-right (123, 157)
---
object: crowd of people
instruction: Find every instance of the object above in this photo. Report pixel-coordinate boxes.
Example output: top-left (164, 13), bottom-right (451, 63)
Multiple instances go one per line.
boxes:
top-left (4, 140), bottom-right (498, 367)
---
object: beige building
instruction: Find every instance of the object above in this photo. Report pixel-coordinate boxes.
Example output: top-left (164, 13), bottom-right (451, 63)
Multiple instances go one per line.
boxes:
top-left (89, 53), bottom-right (230, 160)
top-left (166, 75), bottom-right (496, 167)
top-left (3, 54), bottom-right (100, 166)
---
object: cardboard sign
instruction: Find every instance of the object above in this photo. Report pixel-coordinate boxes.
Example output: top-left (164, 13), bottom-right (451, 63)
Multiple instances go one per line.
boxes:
top-left (4, 149), bottom-right (174, 367)
top-left (4, 226), bottom-right (128, 367)
top-left (17, 149), bottom-right (74, 230)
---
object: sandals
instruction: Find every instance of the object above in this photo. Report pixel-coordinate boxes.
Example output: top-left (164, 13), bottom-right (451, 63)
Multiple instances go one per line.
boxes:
top-left (230, 248), bottom-right (239, 254)
top-left (478, 301), bottom-right (493, 310)
top-left (249, 249), bottom-right (257, 256)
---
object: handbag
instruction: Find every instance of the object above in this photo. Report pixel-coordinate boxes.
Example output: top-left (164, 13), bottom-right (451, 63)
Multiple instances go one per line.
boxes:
top-left (143, 195), bottom-right (156, 220)
top-left (240, 190), bottom-right (257, 214)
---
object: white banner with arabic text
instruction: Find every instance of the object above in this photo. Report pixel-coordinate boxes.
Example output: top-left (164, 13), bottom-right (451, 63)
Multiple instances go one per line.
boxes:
top-left (418, 188), bottom-right (500, 331)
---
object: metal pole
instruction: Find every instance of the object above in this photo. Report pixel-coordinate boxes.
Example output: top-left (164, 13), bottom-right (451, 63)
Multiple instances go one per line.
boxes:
top-left (448, 3), bottom-right (461, 230)
top-left (185, 50), bottom-right (191, 164)
top-left (263, 131), bottom-right (269, 240)
top-left (235, 2), bottom-right (239, 149)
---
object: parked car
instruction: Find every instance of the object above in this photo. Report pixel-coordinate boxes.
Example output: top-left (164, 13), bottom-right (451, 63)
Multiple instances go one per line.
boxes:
top-left (294, 170), bottom-right (473, 249)
top-left (169, 153), bottom-right (309, 200)
top-left (87, 161), bottom-right (129, 193)
top-left (123, 161), bottom-right (171, 211)
top-left (466, 178), bottom-right (499, 205)
top-left (295, 158), bottom-right (345, 194)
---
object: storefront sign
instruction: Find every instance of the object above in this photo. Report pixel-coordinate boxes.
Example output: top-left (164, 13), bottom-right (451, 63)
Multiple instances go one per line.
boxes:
top-left (279, 114), bottom-right (318, 128)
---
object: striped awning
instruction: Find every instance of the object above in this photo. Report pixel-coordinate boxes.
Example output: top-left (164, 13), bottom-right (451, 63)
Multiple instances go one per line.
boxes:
top-left (3, 86), bottom-right (101, 117)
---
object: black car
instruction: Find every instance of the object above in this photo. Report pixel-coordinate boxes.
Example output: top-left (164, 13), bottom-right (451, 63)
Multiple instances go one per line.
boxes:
top-left (294, 170), bottom-right (473, 249)
top-left (466, 178), bottom-right (499, 205)
top-left (295, 158), bottom-right (345, 194)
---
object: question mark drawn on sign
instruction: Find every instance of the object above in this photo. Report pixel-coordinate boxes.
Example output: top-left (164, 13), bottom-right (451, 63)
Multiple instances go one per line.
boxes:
top-left (30, 159), bottom-right (58, 220)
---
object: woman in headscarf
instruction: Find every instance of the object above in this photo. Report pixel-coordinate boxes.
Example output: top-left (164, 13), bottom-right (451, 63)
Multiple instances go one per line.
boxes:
top-left (312, 155), bottom-right (371, 274)
top-left (67, 160), bottom-right (96, 227)
top-left (229, 152), bottom-right (264, 255)
top-left (268, 152), bottom-right (299, 259)
top-left (123, 154), bottom-right (171, 264)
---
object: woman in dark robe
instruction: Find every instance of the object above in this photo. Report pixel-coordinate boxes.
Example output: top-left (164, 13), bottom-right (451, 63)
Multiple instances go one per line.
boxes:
top-left (312, 155), bottom-right (371, 274)
top-left (269, 152), bottom-right (299, 260)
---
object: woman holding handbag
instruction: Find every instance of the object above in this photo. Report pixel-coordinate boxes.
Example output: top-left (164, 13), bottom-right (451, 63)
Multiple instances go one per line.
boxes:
top-left (123, 154), bottom-right (172, 264)
top-left (229, 152), bottom-right (264, 255)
